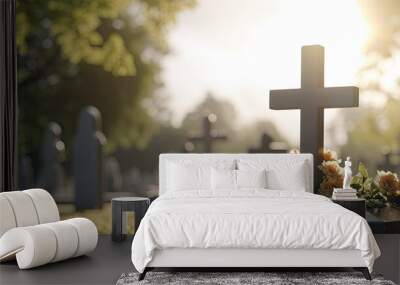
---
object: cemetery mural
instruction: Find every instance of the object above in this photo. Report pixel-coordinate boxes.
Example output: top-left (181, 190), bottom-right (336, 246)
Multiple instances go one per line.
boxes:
top-left (15, 0), bottom-right (400, 233)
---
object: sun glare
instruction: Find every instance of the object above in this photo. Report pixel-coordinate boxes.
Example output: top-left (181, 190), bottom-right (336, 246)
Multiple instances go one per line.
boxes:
top-left (164, 0), bottom-right (371, 144)
top-left (265, 0), bottom-right (370, 87)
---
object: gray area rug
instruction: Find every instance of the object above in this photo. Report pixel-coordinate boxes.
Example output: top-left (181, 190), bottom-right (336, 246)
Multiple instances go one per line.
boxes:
top-left (116, 272), bottom-right (396, 285)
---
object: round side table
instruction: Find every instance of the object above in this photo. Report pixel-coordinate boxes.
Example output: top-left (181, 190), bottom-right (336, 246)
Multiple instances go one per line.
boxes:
top-left (111, 197), bottom-right (150, 242)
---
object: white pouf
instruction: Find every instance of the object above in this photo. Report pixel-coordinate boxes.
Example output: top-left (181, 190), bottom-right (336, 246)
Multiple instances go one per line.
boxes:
top-left (42, 221), bottom-right (79, 262)
top-left (1, 191), bottom-right (40, 227)
top-left (0, 196), bottom-right (17, 237)
top-left (0, 189), bottom-right (98, 269)
top-left (0, 226), bottom-right (57, 269)
top-left (64, 218), bottom-right (98, 257)
top-left (24, 188), bottom-right (60, 223)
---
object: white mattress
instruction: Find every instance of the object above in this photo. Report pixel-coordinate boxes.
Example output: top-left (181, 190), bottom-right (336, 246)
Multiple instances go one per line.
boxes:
top-left (131, 190), bottom-right (380, 273)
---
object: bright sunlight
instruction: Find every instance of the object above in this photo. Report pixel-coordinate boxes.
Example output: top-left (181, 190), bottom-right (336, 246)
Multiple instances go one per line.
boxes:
top-left (163, 0), bottom-right (370, 145)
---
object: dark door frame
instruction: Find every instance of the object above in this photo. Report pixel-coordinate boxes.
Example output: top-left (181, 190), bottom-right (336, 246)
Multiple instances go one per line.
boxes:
top-left (0, 0), bottom-right (18, 192)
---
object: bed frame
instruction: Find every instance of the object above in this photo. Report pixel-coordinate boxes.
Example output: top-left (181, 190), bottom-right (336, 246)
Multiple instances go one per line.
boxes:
top-left (138, 154), bottom-right (372, 281)
top-left (139, 248), bottom-right (370, 280)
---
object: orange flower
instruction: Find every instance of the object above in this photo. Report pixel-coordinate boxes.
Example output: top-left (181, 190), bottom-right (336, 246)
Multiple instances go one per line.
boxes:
top-left (378, 171), bottom-right (400, 195)
top-left (321, 161), bottom-right (343, 176)
top-left (320, 176), bottom-right (343, 196)
top-left (320, 148), bottom-right (338, 162)
top-left (319, 149), bottom-right (345, 196)
top-left (326, 164), bottom-right (339, 176)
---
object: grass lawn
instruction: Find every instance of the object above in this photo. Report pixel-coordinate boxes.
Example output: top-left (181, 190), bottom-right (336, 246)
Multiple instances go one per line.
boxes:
top-left (59, 203), bottom-right (135, 234)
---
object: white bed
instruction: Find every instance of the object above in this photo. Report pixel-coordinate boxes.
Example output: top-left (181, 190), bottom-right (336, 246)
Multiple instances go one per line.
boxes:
top-left (131, 154), bottom-right (380, 280)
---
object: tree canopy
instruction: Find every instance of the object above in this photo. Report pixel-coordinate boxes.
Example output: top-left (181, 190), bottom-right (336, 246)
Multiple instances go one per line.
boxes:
top-left (359, 0), bottom-right (400, 58)
top-left (17, 0), bottom-right (194, 155)
top-left (336, 1), bottom-right (400, 172)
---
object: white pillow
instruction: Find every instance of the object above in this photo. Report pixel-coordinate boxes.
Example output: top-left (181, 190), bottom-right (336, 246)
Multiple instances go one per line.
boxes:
top-left (211, 169), bottom-right (268, 190)
top-left (266, 163), bottom-right (307, 191)
top-left (238, 159), bottom-right (308, 191)
top-left (167, 162), bottom-right (211, 191)
top-left (211, 168), bottom-right (236, 190)
top-left (236, 169), bottom-right (267, 189)
top-left (166, 159), bottom-right (236, 192)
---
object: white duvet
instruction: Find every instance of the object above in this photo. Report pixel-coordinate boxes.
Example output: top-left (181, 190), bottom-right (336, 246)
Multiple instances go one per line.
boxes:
top-left (131, 190), bottom-right (380, 273)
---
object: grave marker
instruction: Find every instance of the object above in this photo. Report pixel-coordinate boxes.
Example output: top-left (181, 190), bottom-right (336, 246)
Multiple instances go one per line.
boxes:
top-left (19, 156), bottom-right (34, 189)
top-left (73, 106), bottom-right (106, 210)
top-left (37, 122), bottom-right (65, 195)
top-left (269, 45), bottom-right (359, 190)
top-left (248, 133), bottom-right (287, 153)
top-left (188, 114), bottom-right (227, 153)
top-left (105, 156), bottom-right (122, 192)
top-left (378, 150), bottom-right (400, 173)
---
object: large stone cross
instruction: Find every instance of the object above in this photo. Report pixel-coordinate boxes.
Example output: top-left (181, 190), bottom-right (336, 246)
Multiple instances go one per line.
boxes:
top-left (269, 45), bottom-right (359, 191)
top-left (189, 114), bottom-right (227, 153)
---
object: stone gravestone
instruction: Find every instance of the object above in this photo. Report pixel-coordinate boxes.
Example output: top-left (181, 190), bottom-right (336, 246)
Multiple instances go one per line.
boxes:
top-left (73, 106), bottom-right (106, 210)
top-left (248, 133), bottom-right (287, 153)
top-left (182, 141), bottom-right (195, 153)
top-left (36, 122), bottom-right (65, 195)
top-left (105, 156), bottom-right (122, 192)
top-left (19, 155), bottom-right (34, 189)
top-left (269, 45), bottom-right (359, 190)
top-left (188, 114), bottom-right (227, 153)
top-left (378, 150), bottom-right (400, 173)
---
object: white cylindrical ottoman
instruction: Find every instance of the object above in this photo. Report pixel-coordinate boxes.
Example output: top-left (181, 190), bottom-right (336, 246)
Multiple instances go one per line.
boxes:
top-left (0, 218), bottom-right (98, 269)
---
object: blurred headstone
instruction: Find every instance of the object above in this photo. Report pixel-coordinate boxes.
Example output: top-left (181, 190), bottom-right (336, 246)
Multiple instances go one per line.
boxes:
top-left (121, 167), bottom-right (152, 196)
top-left (73, 106), bottom-right (106, 210)
top-left (269, 45), bottom-right (359, 189)
top-left (378, 150), bottom-right (400, 173)
top-left (105, 156), bottom-right (122, 192)
top-left (19, 155), bottom-right (34, 189)
top-left (188, 114), bottom-right (227, 153)
top-left (37, 122), bottom-right (65, 195)
top-left (182, 141), bottom-right (195, 153)
top-left (248, 133), bottom-right (287, 153)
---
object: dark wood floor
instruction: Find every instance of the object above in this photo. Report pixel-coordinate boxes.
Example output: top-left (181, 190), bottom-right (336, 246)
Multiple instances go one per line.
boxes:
top-left (0, 234), bottom-right (386, 284)
top-left (0, 235), bottom-right (134, 285)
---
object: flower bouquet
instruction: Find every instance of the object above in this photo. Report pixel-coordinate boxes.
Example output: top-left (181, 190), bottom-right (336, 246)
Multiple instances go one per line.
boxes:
top-left (318, 149), bottom-right (343, 197)
top-left (377, 171), bottom-right (400, 209)
top-left (318, 149), bottom-right (400, 210)
top-left (350, 163), bottom-right (386, 210)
